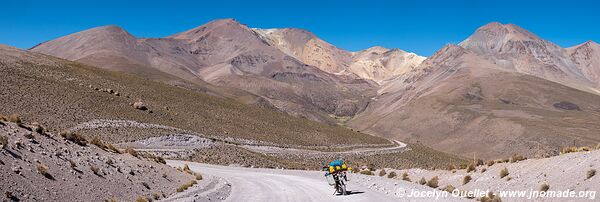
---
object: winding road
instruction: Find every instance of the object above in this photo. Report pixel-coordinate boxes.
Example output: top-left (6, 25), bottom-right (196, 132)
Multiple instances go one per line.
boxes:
top-left (166, 161), bottom-right (469, 202)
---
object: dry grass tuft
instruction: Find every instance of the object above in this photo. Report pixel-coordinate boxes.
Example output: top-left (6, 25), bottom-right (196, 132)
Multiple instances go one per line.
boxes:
top-left (106, 144), bottom-right (121, 154)
top-left (360, 170), bottom-right (374, 175)
top-left (195, 173), bottom-right (203, 180)
top-left (463, 175), bottom-right (472, 185)
top-left (7, 114), bottom-right (21, 124)
top-left (135, 196), bottom-right (149, 202)
top-left (378, 169), bottom-right (387, 176)
top-left (587, 169), bottom-right (596, 180)
top-left (577, 146), bottom-right (591, 152)
top-left (510, 154), bottom-right (526, 163)
top-left (486, 160), bottom-right (495, 167)
top-left (0, 134), bottom-right (8, 149)
top-left (418, 177), bottom-right (426, 185)
top-left (426, 176), bottom-right (439, 188)
top-left (125, 148), bottom-right (138, 157)
top-left (37, 164), bottom-right (54, 180)
top-left (387, 171), bottom-right (397, 179)
top-left (480, 192), bottom-right (501, 202)
top-left (402, 172), bottom-right (411, 181)
top-left (90, 165), bottom-right (100, 175)
top-left (539, 183), bottom-right (550, 192)
top-left (176, 180), bottom-right (198, 192)
top-left (500, 167), bottom-right (509, 179)
top-left (561, 146), bottom-right (578, 154)
top-left (60, 131), bottom-right (87, 146)
top-left (90, 137), bottom-right (106, 149)
top-left (442, 185), bottom-right (455, 193)
top-left (466, 163), bottom-right (476, 173)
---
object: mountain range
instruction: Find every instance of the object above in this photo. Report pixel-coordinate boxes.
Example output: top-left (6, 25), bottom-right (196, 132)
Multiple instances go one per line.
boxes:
top-left (28, 19), bottom-right (600, 159)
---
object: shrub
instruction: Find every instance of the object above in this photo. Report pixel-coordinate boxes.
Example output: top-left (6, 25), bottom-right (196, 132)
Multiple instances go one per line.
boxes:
top-left (481, 168), bottom-right (487, 173)
top-left (463, 175), bottom-right (472, 185)
top-left (486, 161), bottom-right (495, 167)
top-left (561, 146), bottom-right (578, 154)
top-left (125, 148), bottom-right (138, 157)
top-left (195, 173), bottom-right (203, 180)
top-left (0, 134), bottom-right (8, 149)
top-left (442, 185), bottom-right (455, 193)
top-left (7, 114), bottom-right (21, 123)
top-left (106, 144), bottom-right (121, 154)
top-left (135, 196), bottom-right (149, 202)
top-left (142, 182), bottom-right (150, 189)
top-left (24, 132), bottom-right (35, 139)
top-left (510, 154), bottom-right (526, 163)
top-left (367, 164), bottom-right (376, 171)
top-left (577, 147), bottom-right (591, 152)
top-left (37, 164), bottom-right (53, 180)
top-left (418, 177), bottom-right (426, 185)
top-left (182, 164), bottom-right (192, 173)
top-left (500, 168), bottom-right (509, 178)
top-left (466, 163), bottom-right (476, 173)
top-left (90, 137), bottom-right (106, 149)
top-left (152, 193), bottom-right (161, 200)
top-left (388, 171), bottom-right (397, 178)
top-left (32, 122), bottom-right (44, 134)
top-left (480, 192), bottom-right (501, 202)
top-left (596, 143), bottom-right (600, 150)
top-left (359, 170), bottom-right (373, 175)
top-left (60, 132), bottom-right (87, 146)
top-left (69, 159), bottom-right (77, 169)
top-left (402, 172), bottom-right (411, 181)
top-left (427, 176), bottom-right (439, 188)
top-left (587, 169), bottom-right (596, 180)
top-left (378, 169), bottom-right (387, 176)
top-left (176, 180), bottom-right (197, 192)
top-left (539, 183), bottom-right (550, 192)
top-left (90, 166), bottom-right (100, 175)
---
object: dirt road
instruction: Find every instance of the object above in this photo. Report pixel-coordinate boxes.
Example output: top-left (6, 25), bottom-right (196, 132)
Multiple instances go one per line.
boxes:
top-left (166, 161), bottom-right (469, 202)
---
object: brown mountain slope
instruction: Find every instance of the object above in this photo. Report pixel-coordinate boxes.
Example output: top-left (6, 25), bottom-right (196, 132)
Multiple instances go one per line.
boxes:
top-left (30, 19), bottom-right (377, 123)
top-left (459, 22), bottom-right (599, 94)
top-left (253, 28), bottom-right (426, 84)
top-left (568, 40), bottom-right (600, 87)
top-left (350, 45), bottom-right (600, 159)
top-left (1, 44), bottom-right (388, 147)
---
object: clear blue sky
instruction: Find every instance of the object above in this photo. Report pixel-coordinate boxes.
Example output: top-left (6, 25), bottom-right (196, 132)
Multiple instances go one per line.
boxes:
top-left (1, 0), bottom-right (598, 56)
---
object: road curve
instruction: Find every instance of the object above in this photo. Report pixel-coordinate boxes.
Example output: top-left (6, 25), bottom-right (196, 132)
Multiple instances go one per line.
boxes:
top-left (167, 160), bottom-right (399, 202)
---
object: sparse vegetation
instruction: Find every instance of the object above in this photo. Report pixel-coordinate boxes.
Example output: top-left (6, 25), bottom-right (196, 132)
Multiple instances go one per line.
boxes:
top-left (106, 144), bottom-right (121, 154)
top-left (0, 134), bottom-right (8, 149)
top-left (359, 170), bottom-right (374, 175)
top-left (466, 163), bottom-right (476, 173)
top-left (587, 169), bottom-right (596, 180)
top-left (480, 192), bottom-right (501, 202)
top-left (69, 159), bottom-right (77, 169)
top-left (90, 165), bottom-right (100, 175)
top-left (500, 167), bottom-right (509, 178)
top-left (442, 185), bottom-right (455, 192)
top-left (402, 172), bottom-right (411, 181)
top-left (539, 183), bottom-right (550, 192)
top-left (387, 171), bottom-right (397, 178)
top-left (463, 175), bottom-right (472, 185)
top-left (176, 180), bottom-right (198, 192)
top-left (7, 114), bottom-right (22, 123)
top-left (60, 131), bottom-right (87, 146)
top-left (90, 137), bottom-right (106, 149)
top-left (37, 164), bottom-right (54, 180)
top-left (125, 148), bottom-right (138, 157)
top-left (510, 154), bottom-right (526, 163)
top-left (418, 177), bottom-right (426, 185)
top-left (135, 196), bottom-right (149, 202)
top-left (426, 176), bottom-right (439, 188)
top-left (195, 173), bottom-right (203, 180)
top-left (378, 169), bottom-right (386, 176)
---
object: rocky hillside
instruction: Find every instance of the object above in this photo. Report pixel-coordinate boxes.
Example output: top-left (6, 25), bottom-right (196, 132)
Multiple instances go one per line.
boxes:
top-left (0, 44), bottom-right (389, 147)
top-left (351, 44), bottom-right (600, 159)
top-left (0, 116), bottom-right (196, 201)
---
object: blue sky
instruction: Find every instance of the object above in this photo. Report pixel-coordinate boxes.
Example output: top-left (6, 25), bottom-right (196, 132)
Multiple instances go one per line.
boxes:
top-left (1, 0), bottom-right (598, 56)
